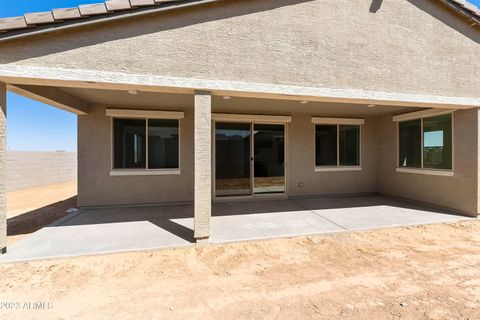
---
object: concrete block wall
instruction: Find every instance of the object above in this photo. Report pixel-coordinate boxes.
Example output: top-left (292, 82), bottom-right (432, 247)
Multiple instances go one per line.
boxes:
top-left (7, 151), bottom-right (77, 192)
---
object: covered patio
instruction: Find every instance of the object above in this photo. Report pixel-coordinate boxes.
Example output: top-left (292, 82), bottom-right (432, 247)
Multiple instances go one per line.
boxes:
top-left (0, 64), bottom-right (478, 256)
top-left (0, 195), bottom-right (473, 262)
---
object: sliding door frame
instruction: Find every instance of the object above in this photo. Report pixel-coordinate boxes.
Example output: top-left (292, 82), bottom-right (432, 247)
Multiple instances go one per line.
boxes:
top-left (212, 116), bottom-right (289, 201)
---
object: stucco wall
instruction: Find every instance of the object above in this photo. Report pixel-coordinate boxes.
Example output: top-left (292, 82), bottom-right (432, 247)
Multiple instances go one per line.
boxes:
top-left (377, 109), bottom-right (478, 216)
top-left (287, 114), bottom-right (377, 196)
top-left (7, 151), bottom-right (77, 192)
top-left (78, 106), bottom-right (378, 207)
top-left (0, 0), bottom-right (479, 99)
top-left (77, 105), bottom-right (195, 207)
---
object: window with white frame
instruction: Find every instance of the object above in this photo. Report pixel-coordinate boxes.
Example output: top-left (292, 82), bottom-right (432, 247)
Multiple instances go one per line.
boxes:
top-left (313, 118), bottom-right (363, 168)
top-left (107, 109), bottom-right (183, 171)
top-left (397, 113), bottom-right (452, 170)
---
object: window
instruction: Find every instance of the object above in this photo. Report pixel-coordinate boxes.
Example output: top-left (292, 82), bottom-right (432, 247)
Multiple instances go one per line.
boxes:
top-left (315, 125), bottom-right (337, 166)
top-left (113, 118), bottom-right (179, 170)
top-left (315, 124), bottom-right (360, 167)
top-left (114, 119), bottom-right (146, 169)
top-left (399, 119), bottom-right (421, 168)
top-left (148, 119), bottom-right (179, 169)
top-left (339, 125), bottom-right (360, 166)
top-left (423, 114), bottom-right (452, 169)
top-left (398, 113), bottom-right (452, 170)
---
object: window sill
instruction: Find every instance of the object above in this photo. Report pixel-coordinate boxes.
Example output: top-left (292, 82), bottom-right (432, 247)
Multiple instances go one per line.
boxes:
top-left (110, 169), bottom-right (181, 176)
top-left (315, 166), bottom-right (362, 172)
top-left (396, 167), bottom-right (453, 176)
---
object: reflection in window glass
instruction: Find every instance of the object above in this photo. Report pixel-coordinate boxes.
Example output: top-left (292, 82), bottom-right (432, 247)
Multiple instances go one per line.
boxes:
top-left (399, 119), bottom-right (421, 168)
top-left (148, 119), bottom-right (179, 169)
top-left (315, 125), bottom-right (337, 166)
top-left (254, 124), bottom-right (285, 194)
top-left (423, 114), bottom-right (452, 169)
top-left (339, 125), bottom-right (360, 166)
top-left (215, 122), bottom-right (251, 197)
top-left (114, 119), bottom-right (146, 169)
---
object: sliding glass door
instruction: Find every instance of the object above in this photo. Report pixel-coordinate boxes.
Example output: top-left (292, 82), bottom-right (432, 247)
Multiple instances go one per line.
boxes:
top-left (215, 122), bottom-right (285, 198)
top-left (253, 124), bottom-right (285, 195)
top-left (215, 123), bottom-right (252, 197)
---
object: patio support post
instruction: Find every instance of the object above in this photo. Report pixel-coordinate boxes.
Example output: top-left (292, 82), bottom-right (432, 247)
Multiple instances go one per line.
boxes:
top-left (194, 90), bottom-right (212, 243)
top-left (0, 82), bottom-right (6, 254)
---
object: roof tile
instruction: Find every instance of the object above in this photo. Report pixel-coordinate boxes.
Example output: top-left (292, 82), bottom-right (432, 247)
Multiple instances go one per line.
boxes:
top-left (52, 7), bottom-right (82, 20)
top-left (24, 12), bottom-right (55, 25)
top-left (78, 3), bottom-right (109, 16)
top-left (131, 0), bottom-right (156, 7)
top-left (105, 0), bottom-right (132, 11)
top-left (0, 0), bottom-right (477, 38)
top-left (0, 16), bottom-right (27, 32)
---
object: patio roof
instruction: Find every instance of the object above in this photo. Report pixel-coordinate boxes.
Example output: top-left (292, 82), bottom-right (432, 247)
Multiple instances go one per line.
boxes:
top-left (0, 0), bottom-right (478, 41)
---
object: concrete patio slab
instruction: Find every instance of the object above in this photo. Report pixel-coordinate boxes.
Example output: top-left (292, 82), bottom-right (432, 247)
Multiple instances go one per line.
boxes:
top-left (210, 199), bottom-right (345, 242)
top-left (0, 196), bottom-right (474, 263)
top-left (2, 204), bottom-right (195, 262)
top-left (293, 196), bottom-right (471, 230)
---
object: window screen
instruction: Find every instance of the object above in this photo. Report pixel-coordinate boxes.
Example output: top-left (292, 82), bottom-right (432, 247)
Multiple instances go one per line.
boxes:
top-left (339, 125), bottom-right (360, 166)
top-left (114, 119), bottom-right (146, 169)
top-left (315, 125), bottom-right (337, 166)
top-left (148, 119), bottom-right (179, 169)
top-left (399, 119), bottom-right (421, 168)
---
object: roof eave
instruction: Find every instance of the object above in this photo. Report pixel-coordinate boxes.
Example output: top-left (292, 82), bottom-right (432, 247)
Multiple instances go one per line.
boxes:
top-left (0, 0), bottom-right (221, 42)
top-left (441, 0), bottom-right (480, 27)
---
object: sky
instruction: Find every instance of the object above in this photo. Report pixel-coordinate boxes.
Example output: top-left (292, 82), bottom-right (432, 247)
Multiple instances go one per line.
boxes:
top-left (0, 1), bottom-right (100, 152)
top-left (0, 0), bottom-right (479, 150)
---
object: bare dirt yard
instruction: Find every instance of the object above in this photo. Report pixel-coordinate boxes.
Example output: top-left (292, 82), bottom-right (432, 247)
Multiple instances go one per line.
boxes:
top-left (6, 181), bottom-right (77, 245)
top-left (1, 182), bottom-right (479, 319)
top-left (1, 218), bottom-right (479, 319)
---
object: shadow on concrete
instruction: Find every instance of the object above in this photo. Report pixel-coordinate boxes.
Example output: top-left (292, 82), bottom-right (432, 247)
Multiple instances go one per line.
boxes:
top-left (59, 204), bottom-right (197, 243)
top-left (8, 196), bottom-right (77, 236)
top-left (50, 194), bottom-right (464, 245)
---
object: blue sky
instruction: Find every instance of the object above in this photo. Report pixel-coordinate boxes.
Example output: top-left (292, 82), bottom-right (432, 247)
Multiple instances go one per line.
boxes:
top-left (0, 1), bottom-right (100, 152)
top-left (1, 0), bottom-right (479, 150)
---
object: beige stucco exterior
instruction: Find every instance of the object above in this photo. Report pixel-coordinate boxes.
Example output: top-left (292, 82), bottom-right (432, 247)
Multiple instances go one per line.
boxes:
top-left (194, 92), bottom-right (212, 240)
top-left (77, 104), bottom-right (381, 208)
top-left (78, 104), bottom-right (195, 206)
top-left (0, 0), bottom-right (479, 99)
top-left (377, 108), bottom-right (479, 216)
top-left (0, 0), bottom-right (479, 248)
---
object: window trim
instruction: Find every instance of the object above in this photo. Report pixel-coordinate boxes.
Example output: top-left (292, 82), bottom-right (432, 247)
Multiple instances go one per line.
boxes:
top-left (312, 119), bottom-right (363, 172)
top-left (106, 108), bottom-right (184, 120)
top-left (107, 110), bottom-right (182, 176)
top-left (395, 110), bottom-right (454, 175)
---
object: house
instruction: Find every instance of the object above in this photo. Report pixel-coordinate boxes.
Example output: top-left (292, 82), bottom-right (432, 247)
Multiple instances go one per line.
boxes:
top-left (0, 0), bottom-right (479, 254)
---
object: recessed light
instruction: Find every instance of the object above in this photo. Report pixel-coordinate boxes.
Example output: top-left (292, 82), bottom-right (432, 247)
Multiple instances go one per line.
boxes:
top-left (368, 104), bottom-right (376, 108)
top-left (128, 90), bottom-right (138, 95)
top-left (223, 96), bottom-right (231, 100)
top-left (300, 100), bottom-right (308, 104)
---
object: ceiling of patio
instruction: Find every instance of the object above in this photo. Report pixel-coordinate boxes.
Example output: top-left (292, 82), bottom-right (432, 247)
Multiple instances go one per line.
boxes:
top-left (60, 87), bottom-right (420, 117)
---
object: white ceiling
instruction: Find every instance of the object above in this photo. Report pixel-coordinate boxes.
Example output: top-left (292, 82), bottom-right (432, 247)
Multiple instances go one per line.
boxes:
top-left (60, 87), bottom-right (419, 117)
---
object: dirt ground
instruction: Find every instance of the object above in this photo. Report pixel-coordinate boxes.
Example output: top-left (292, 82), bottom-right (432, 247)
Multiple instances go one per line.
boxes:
top-left (1, 182), bottom-right (479, 319)
top-left (0, 218), bottom-right (479, 319)
top-left (6, 181), bottom-right (77, 245)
